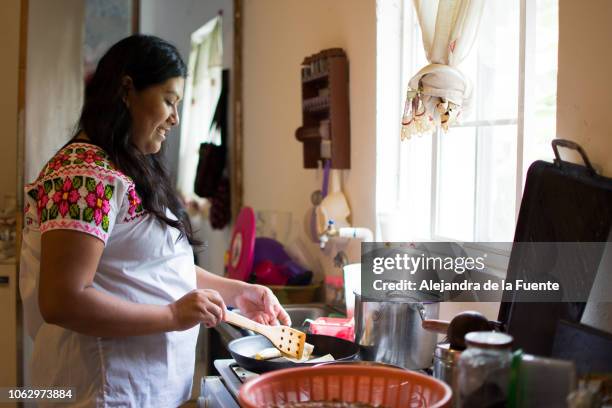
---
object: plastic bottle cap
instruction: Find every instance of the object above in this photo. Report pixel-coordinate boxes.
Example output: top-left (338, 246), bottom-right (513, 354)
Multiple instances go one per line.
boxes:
top-left (465, 331), bottom-right (513, 349)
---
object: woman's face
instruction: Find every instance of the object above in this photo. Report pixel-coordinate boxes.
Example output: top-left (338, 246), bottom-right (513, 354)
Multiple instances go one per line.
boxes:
top-left (125, 76), bottom-right (184, 155)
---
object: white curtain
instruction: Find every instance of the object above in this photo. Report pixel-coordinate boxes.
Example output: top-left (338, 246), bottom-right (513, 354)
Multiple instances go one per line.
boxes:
top-left (177, 15), bottom-right (223, 199)
top-left (401, 0), bottom-right (484, 139)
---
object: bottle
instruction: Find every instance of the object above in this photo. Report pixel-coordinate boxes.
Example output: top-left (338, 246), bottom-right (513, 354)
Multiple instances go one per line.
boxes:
top-left (454, 331), bottom-right (513, 408)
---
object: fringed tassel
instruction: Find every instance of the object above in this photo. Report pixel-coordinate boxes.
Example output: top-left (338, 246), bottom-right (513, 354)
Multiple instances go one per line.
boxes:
top-left (401, 88), bottom-right (460, 140)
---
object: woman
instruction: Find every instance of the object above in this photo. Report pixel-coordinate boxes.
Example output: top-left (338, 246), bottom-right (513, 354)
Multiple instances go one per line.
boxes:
top-left (20, 35), bottom-right (290, 407)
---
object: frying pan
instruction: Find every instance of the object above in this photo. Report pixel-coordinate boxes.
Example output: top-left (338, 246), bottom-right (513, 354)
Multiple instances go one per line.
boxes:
top-left (228, 334), bottom-right (360, 373)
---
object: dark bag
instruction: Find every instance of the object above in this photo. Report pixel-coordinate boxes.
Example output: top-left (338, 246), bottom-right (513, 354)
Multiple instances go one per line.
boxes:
top-left (194, 69), bottom-right (229, 198)
top-left (193, 143), bottom-right (226, 198)
top-left (209, 176), bottom-right (231, 229)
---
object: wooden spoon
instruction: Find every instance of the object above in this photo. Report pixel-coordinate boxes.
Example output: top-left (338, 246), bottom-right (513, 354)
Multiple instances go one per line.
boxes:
top-left (225, 310), bottom-right (306, 359)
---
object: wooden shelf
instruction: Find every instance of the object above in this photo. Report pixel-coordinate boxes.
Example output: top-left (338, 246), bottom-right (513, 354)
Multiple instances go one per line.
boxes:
top-left (302, 71), bottom-right (329, 84)
top-left (303, 95), bottom-right (330, 112)
top-left (295, 126), bottom-right (322, 141)
top-left (295, 48), bottom-right (350, 169)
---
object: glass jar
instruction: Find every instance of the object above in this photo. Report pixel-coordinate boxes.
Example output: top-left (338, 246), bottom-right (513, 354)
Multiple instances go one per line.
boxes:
top-left (454, 331), bottom-right (513, 408)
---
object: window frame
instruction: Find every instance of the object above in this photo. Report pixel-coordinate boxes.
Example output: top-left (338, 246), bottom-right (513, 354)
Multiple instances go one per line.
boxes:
top-left (377, 0), bottom-right (555, 256)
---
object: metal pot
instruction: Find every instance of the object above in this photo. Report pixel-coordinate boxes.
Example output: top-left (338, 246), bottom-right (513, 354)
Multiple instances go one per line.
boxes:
top-left (354, 292), bottom-right (439, 370)
top-left (433, 342), bottom-right (462, 386)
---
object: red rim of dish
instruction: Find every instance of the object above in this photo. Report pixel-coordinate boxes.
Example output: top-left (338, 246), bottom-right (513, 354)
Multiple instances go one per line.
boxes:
top-left (227, 207), bottom-right (256, 281)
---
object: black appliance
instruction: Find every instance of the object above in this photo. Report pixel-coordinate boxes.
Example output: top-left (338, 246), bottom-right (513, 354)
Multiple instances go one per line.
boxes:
top-left (499, 139), bottom-right (612, 356)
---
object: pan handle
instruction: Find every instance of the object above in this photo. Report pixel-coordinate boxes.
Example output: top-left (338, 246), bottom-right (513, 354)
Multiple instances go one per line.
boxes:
top-left (552, 139), bottom-right (596, 176)
top-left (422, 319), bottom-right (450, 334)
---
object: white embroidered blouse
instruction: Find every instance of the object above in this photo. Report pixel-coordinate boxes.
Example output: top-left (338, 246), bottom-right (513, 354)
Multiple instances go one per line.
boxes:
top-left (20, 142), bottom-right (199, 407)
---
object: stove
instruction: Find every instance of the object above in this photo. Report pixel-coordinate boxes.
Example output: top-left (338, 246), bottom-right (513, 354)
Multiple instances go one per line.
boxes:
top-left (197, 359), bottom-right (258, 407)
top-left (215, 359), bottom-right (258, 398)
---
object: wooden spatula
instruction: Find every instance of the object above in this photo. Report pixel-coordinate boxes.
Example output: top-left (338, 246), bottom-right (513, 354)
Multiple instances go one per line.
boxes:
top-left (225, 310), bottom-right (306, 359)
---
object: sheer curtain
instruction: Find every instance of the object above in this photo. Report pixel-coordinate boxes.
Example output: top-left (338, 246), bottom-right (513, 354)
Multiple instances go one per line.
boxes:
top-left (401, 0), bottom-right (484, 139)
top-left (176, 15), bottom-right (223, 199)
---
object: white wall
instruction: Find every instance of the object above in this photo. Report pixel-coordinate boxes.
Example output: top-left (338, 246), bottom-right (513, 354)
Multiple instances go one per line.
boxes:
top-left (557, 0), bottom-right (612, 178)
top-left (557, 0), bottom-right (612, 331)
top-left (140, 0), bottom-right (233, 275)
top-left (242, 0), bottom-right (377, 276)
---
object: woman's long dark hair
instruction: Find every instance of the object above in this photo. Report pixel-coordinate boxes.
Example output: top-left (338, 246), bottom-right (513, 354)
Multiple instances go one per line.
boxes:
top-left (76, 34), bottom-right (199, 245)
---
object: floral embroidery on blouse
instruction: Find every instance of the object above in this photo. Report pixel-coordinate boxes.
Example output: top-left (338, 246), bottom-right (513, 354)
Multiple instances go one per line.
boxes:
top-left (46, 152), bottom-right (71, 175)
top-left (51, 176), bottom-right (81, 218)
top-left (127, 186), bottom-right (144, 217)
top-left (84, 178), bottom-right (113, 231)
top-left (40, 145), bottom-right (114, 177)
top-left (24, 143), bottom-right (147, 242)
top-left (73, 147), bottom-right (111, 168)
top-left (37, 175), bottom-right (114, 233)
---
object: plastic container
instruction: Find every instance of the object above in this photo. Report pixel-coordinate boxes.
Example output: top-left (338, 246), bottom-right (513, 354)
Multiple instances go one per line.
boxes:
top-left (254, 260), bottom-right (288, 286)
top-left (239, 364), bottom-right (452, 408)
top-left (308, 316), bottom-right (355, 341)
top-left (509, 351), bottom-right (576, 408)
top-left (342, 263), bottom-right (361, 318)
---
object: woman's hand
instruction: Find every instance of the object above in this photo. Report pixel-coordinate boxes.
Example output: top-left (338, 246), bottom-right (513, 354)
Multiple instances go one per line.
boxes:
top-left (169, 289), bottom-right (226, 330)
top-left (193, 267), bottom-right (291, 327)
top-left (233, 284), bottom-right (292, 326)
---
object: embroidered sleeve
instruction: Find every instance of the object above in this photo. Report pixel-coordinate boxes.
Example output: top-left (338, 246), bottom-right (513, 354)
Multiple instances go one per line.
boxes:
top-left (122, 185), bottom-right (145, 222)
top-left (30, 144), bottom-right (128, 245)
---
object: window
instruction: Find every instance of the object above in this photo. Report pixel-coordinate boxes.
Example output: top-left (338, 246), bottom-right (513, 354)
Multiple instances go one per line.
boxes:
top-left (376, 0), bottom-right (558, 244)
